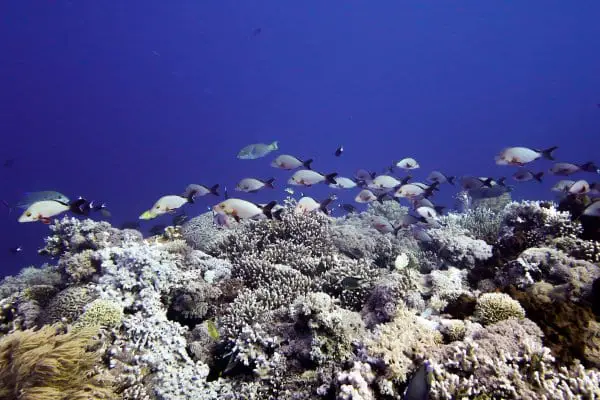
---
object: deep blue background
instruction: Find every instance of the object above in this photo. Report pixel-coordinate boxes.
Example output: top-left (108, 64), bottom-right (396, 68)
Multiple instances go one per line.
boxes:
top-left (1, 1), bottom-right (599, 277)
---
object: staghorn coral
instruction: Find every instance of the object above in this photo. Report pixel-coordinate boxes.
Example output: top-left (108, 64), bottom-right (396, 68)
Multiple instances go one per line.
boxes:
top-left (0, 324), bottom-right (117, 400)
top-left (473, 293), bottom-right (525, 325)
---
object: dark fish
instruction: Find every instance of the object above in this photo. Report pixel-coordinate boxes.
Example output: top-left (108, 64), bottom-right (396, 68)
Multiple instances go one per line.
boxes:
top-left (9, 246), bottom-right (23, 254)
top-left (340, 276), bottom-right (363, 290)
top-left (69, 197), bottom-right (91, 215)
top-left (149, 224), bottom-right (166, 236)
top-left (334, 146), bottom-right (343, 157)
top-left (251, 27), bottom-right (262, 37)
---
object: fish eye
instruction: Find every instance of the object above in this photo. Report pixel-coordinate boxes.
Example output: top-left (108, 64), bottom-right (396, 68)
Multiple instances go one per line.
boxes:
top-left (26, 211), bottom-right (32, 217)
top-left (155, 205), bottom-right (161, 209)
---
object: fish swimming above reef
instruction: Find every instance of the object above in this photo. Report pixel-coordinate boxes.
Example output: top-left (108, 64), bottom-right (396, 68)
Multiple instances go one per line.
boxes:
top-left (512, 168), bottom-right (544, 182)
top-left (213, 198), bottom-right (279, 221)
top-left (549, 161), bottom-right (598, 176)
top-left (182, 184), bottom-right (219, 200)
top-left (271, 154), bottom-right (313, 170)
top-left (329, 176), bottom-right (357, 189)
top-left (140, 195), bottom-right (190, 220)
top-left (427, 171), bottom-right (455, 185)
top-left (235, 177), bottom-right (275, 193)
top-left (14, 191), bottom-right (70, 209)
top-left (288, 170), bottom-right (338, 186)
top-left (237, 141), bottom-right (279, 160)
top-left (334, 146), bottom-right (344, 157)
top-left (295, 196), bottom-right (334, 214)
top-left (18, 200), bottom-right (70, 223)
top-left (495, 146), bottom-right (557, 166)
top-left (396, 157), bottom-right (420, 170)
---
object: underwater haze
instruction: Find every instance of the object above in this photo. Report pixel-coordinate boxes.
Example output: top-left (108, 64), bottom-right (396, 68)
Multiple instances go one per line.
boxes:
top-left (1, 1), bottom-right (600, 276)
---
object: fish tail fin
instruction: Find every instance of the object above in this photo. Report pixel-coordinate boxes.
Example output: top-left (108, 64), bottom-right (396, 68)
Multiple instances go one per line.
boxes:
top-left (401, 175), bottom-right (412, 185)
top-left (447, 176), bottom-right (456, 185)
top-left (376, 193), bottom-right (388, 204)
top-left (262, 201), bottom-right (277, 219)
top-left (210, 184), bottom-right (220, 196)
top-left (578, 161), bottom-right (597, 172)
top-left (434, 205), bottom-right (446, 215)
top-left (303, 159), bottom-right (313, 170)
top-left (273, 208), bottom-right (284, 221)
top-left (1, 200), bottom-right (12, 215)
top-left (270, 141), bottom-right (279, 150)
top-left (223, 187), bottom-right (229, 200)
top-left (497, 177), bottom-right (507, 187)
top-left (185, 192), bottom-right (196, 204)
top-left (324, 173), bottom-right (338, 185)
top-left (263, 178), bottom-right (275, 189)
top-left (541, 146), bottom-right (558, 160)
top-left (533, 172), bottom-right (544, 182)
top-left (424, 182), bottom-right (439, 198)
top-left (319, 198), bottom-right (334, 215)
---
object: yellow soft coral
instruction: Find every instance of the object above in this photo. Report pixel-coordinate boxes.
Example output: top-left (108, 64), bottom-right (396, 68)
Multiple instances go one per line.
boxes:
top-left (0, 324), bottom-right (117, 400)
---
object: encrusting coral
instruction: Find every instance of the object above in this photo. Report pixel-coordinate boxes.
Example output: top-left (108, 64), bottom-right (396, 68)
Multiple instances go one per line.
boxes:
top-left (0, 324), bottom-right (117, 400)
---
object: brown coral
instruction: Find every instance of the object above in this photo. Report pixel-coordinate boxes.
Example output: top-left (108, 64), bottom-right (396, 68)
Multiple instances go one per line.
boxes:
top-left (0, 324), bottom-right (116, 400)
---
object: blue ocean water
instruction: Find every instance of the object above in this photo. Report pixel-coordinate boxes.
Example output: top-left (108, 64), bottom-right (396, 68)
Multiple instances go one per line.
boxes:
top-left (0, 1), bottom-right (599, 278)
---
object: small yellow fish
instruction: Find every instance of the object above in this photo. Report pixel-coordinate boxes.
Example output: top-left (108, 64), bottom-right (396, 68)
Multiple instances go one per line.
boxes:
top-left (205, 320), bottom-right (220, 340)
top-left (140, 195), bottom-right (189, 220)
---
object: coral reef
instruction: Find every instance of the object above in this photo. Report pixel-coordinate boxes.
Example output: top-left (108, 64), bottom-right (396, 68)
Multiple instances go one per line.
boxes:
top-left (1, 197), bottom-right (599, 400)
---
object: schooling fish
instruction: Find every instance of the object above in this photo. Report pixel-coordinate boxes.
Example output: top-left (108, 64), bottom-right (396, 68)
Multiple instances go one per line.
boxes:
top-left (295, 196), bottom-right (334, 214)
top-left (271, 154), bottom-right (313, 170)
top-left (288, 170), bottom-right (338, 186)
top-left (568, 180), bottom-right (590, 195)
top-left (140, 195), bottom-right (190, 220)
top-left (512, 168), bottom-right (543, 182)
top-left (329, 177), bottom-right (357, 189)
top-left (235, 177), bottom-right (275, 193)
top-left (213, 198), bottom-right (278, 221)
top-left (182, 184), bottom-right (219, 201)
top-left (549, 162), bottom-right (598, 176)
top-left (369, 175), bottom-right (404, 190)
top-left (551, 180), bottom-right (575, 193)
top-left (495, 146), bottom-right (557, 166)
top-left (354, 189), bottom-right (378, 203)
top-left (396, 157), bottom-right (420, 170)
top-left (427, 171), bottom-right (455, 185)
top-left (354, 169), bottom-right (376, 182)
top-left (18, 200), bottom-right (70, 223)
top-left (237, 141), bottom-right (279, 160)
top-left (395, 182), bottom-right (438, 200)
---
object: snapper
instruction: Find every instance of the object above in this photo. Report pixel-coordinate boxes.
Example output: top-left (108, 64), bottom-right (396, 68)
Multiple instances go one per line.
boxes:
top-left (495, 146), bottom-right (557, 166)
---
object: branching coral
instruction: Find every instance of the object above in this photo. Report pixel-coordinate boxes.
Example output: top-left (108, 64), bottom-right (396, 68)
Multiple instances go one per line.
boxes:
top-left (0, 324), bottom-right (117, 400)
top-left (473, 293), bottom-right (525, 325)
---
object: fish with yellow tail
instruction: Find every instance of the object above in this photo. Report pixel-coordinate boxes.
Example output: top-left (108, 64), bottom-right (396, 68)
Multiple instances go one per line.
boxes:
top-left (140, 195), bottom-right (190, 220)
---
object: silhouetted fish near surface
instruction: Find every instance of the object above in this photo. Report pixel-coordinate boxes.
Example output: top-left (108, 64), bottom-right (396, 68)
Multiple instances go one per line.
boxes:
top-left (334, 146), bottom-right (343, 157)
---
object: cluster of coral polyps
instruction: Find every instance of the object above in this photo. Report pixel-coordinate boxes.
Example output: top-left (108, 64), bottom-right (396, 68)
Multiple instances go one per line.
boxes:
top-left (0, 198), bottom-right (598, 399)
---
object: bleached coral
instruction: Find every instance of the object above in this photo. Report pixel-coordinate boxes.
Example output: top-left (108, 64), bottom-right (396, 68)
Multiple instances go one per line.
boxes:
top-left (427, 224), bottom-right (493, 269)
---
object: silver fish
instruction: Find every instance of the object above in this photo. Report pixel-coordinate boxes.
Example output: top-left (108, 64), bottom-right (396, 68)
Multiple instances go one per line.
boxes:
top-left (237, 141), bottom-right (279, 160)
